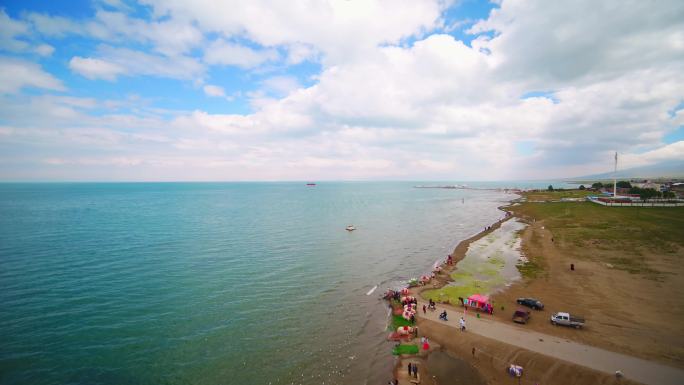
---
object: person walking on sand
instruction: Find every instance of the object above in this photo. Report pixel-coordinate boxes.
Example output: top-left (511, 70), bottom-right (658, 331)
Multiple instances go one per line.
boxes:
top-left (407, 362), bottom-right (411, 376)
top-left (460, 317), bottom-right (466, 331)
top-left (422, 304), bottom-right (426, 314)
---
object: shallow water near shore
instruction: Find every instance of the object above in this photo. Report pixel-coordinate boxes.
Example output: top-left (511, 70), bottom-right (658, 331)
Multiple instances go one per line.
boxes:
top-left (422, 218), bottom-right (526, 305)
top-left (0, 182), bottom-right (555, 385)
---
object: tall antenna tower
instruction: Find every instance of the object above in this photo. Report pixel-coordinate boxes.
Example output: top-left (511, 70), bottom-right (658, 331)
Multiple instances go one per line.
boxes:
top-left (613, 152), bottom-right (618, 198)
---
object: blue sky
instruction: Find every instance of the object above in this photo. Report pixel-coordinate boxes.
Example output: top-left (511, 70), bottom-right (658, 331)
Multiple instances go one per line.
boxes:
top-left (1, 0), bottom-right (682, 181)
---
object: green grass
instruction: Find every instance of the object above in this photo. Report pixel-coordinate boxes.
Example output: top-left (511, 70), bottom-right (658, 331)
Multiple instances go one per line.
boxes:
top-left (523, 189), bottom-right (595, 201)
top-left (391, 315), bottom-right (414, 329)
top-left (477, 267), bottom-right (500, 277)
top-left (517, 259), bottom-right (544, 278)
top-left (511, 202), bottom-right (684, 278)
top-left (392, 344), bottom-right (419, 355)
top-left (488, 256), bottom-right (505, 267)
top-left (423, 286), bottom-right (472, 304)
top-left (422, 277), bottom-right (503, 305)
top-left (451, 271), bottom-right (473, 281)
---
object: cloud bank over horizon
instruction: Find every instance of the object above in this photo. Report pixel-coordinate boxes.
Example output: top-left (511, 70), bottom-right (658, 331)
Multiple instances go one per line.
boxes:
top-left (0, 0), bottom-right (683, 181)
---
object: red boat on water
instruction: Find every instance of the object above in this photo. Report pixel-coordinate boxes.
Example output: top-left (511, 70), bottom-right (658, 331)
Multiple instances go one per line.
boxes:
top-left (306, 183), bottom-right (316, 186)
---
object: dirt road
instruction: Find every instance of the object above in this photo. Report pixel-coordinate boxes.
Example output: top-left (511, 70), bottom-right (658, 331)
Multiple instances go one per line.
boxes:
top-left (420, 305), bottom-right (684, 385)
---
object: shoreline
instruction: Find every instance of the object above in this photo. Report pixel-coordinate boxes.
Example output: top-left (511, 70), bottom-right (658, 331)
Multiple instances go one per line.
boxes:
top-left (388, 204), bottom-right (514, 383)
top-left (389, 199), bottom-right (629, 385)
top-left (414, 205), bottom-right (514, 297)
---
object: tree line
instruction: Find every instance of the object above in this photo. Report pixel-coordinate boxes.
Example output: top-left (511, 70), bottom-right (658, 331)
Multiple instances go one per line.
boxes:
top-left (589, 181), bottom-right (676, 200)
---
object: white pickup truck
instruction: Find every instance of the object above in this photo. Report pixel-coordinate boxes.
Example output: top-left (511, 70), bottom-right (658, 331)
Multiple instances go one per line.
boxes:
top-left (550, 312), bottom-right (585, 328)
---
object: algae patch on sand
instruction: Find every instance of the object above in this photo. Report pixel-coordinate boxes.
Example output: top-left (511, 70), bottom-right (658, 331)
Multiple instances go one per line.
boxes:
top-left (422, 219), bottom-right (526, 304)
top-left (392, 344), bottom-right (419, 355)
top-left (423, 285), bottom-right (477, 304)
top-left (391, 314), bottom-right (414, 329)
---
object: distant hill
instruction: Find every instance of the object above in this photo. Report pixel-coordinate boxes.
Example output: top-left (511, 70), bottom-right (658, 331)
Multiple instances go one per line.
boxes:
top-left (570, 160), bottom-right (684, 180)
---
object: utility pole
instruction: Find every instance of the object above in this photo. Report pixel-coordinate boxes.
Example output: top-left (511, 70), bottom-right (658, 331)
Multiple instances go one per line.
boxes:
top-left (613, 152), bottom-right (618, 199)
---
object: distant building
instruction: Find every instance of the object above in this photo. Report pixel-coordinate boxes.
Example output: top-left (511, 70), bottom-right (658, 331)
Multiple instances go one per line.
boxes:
top-left (671, 183), bottom-right (684, 198)
top-left (632, 181), bottom-right (663, 191)
top-left (601, 187), bottom-right (631, 195)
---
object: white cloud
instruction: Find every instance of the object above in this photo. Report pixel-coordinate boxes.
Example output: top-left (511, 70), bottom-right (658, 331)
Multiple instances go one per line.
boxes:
top-left (203, 84), bottom-right (227, 98)
top-left (92, 10), bottom-right (203, 56)
top-left (285, 43), bottom-right (318, 65)
top-left (469, 0), bottom-right (684, 87)
top-left (69, 56), bottom-right (125, 81)
top-left (0, 57), bottom-right (65, 94)
top-left (2, 0), bottom-right (684, 181)
top-left (0, 9), bottom-right (31, 52)
top-left (0, 10), bottom-right (56, 56)
top-left (261, 76), bottom-right (301, 96)
top-left (204, 40), bottom-right (279, 68)
top-left (70, 46), bottom-right (204, 81)
top-left (97, 0), bottom-right (134, 12)
top-left (34, 43), bottom-right (55, 56)
top-left (27, 9), bottom-right (204, 59)
top-left (25, 12), bottom-right (85, 37)
top-left (142, 0), bottom-right (446, 63)
top-left (620, 141), bottom-right (684, 169)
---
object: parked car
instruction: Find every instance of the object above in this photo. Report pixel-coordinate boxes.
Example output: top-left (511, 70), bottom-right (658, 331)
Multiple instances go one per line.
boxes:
top-left (550, 312), bottom-right (585, 328)
top-left (512, 308), bottom-right (531, 324)
top-left (516, 298), bottom-right (544, 310)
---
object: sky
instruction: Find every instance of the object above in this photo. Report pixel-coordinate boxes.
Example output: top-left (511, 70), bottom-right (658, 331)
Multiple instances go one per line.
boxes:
top-left (0, 0), bottom-right (682, 181)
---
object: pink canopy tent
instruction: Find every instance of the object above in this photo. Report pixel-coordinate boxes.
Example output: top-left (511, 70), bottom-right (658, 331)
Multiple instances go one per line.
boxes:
top-left (466, 294), bottom-right (490, 309)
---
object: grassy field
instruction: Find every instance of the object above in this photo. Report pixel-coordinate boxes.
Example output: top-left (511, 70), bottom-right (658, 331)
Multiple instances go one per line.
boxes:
top-left (391, 314), bottom-right (414, 329)
top-left (422, 255), bottom-right (508, 306)
top-left (522, 189), bottom-right (595, 201)
top-left (510, 201), bottom-right (684, 278)
top-left (392, 344), bottom-right (419, 355)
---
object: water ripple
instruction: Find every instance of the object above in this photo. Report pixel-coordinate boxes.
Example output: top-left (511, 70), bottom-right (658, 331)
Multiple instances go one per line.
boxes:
top-left (0, 182), bottom-right (510, 385)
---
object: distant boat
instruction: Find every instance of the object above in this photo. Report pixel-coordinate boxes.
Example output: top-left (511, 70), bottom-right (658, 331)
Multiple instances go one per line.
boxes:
top-left (306, 183), bottom-right (316, 186)
top-left (345, 225), bottom-right (356, 231)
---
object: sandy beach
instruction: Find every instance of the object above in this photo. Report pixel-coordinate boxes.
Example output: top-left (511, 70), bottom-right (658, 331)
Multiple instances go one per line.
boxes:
top-left (389, 195), bottom-right (684, 385)
top-left (489, 208), bottom-right (684, 367)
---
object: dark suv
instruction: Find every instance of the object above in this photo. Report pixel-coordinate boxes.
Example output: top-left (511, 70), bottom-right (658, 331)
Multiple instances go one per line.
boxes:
top-left (516, 298), bottom-right (544, 310)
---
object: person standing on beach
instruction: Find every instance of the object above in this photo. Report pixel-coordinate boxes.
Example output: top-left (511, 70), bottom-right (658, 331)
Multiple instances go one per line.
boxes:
top-left (407, 362), bottom-right (411, 376)
top-left (460, 317), bottom-right (466, 331)
top-left (422, 304), bottom-right (426, 314)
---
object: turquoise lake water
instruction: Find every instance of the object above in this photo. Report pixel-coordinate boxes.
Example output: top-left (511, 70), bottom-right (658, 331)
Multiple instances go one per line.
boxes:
top-left (0, 182), bottom-right (572, 385)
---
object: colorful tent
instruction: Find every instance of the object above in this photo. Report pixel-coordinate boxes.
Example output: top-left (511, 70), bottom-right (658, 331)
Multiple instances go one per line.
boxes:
top-left (466, 294), bottom-right (490, 309)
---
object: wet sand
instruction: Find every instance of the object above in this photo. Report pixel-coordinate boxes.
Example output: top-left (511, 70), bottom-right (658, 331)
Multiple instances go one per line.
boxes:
top-left (427, 350), bottom-right (485, 385)
top-left (416, 318), bottom-right (641, 385)
top-left (420, 302), bottom-right (684, 385)
top-left (489, 215), bottom-right (684, 367)
top-left (396, 197), bottom-right (684, 384)
top-left (394, 203), bottom-right (649, 384)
